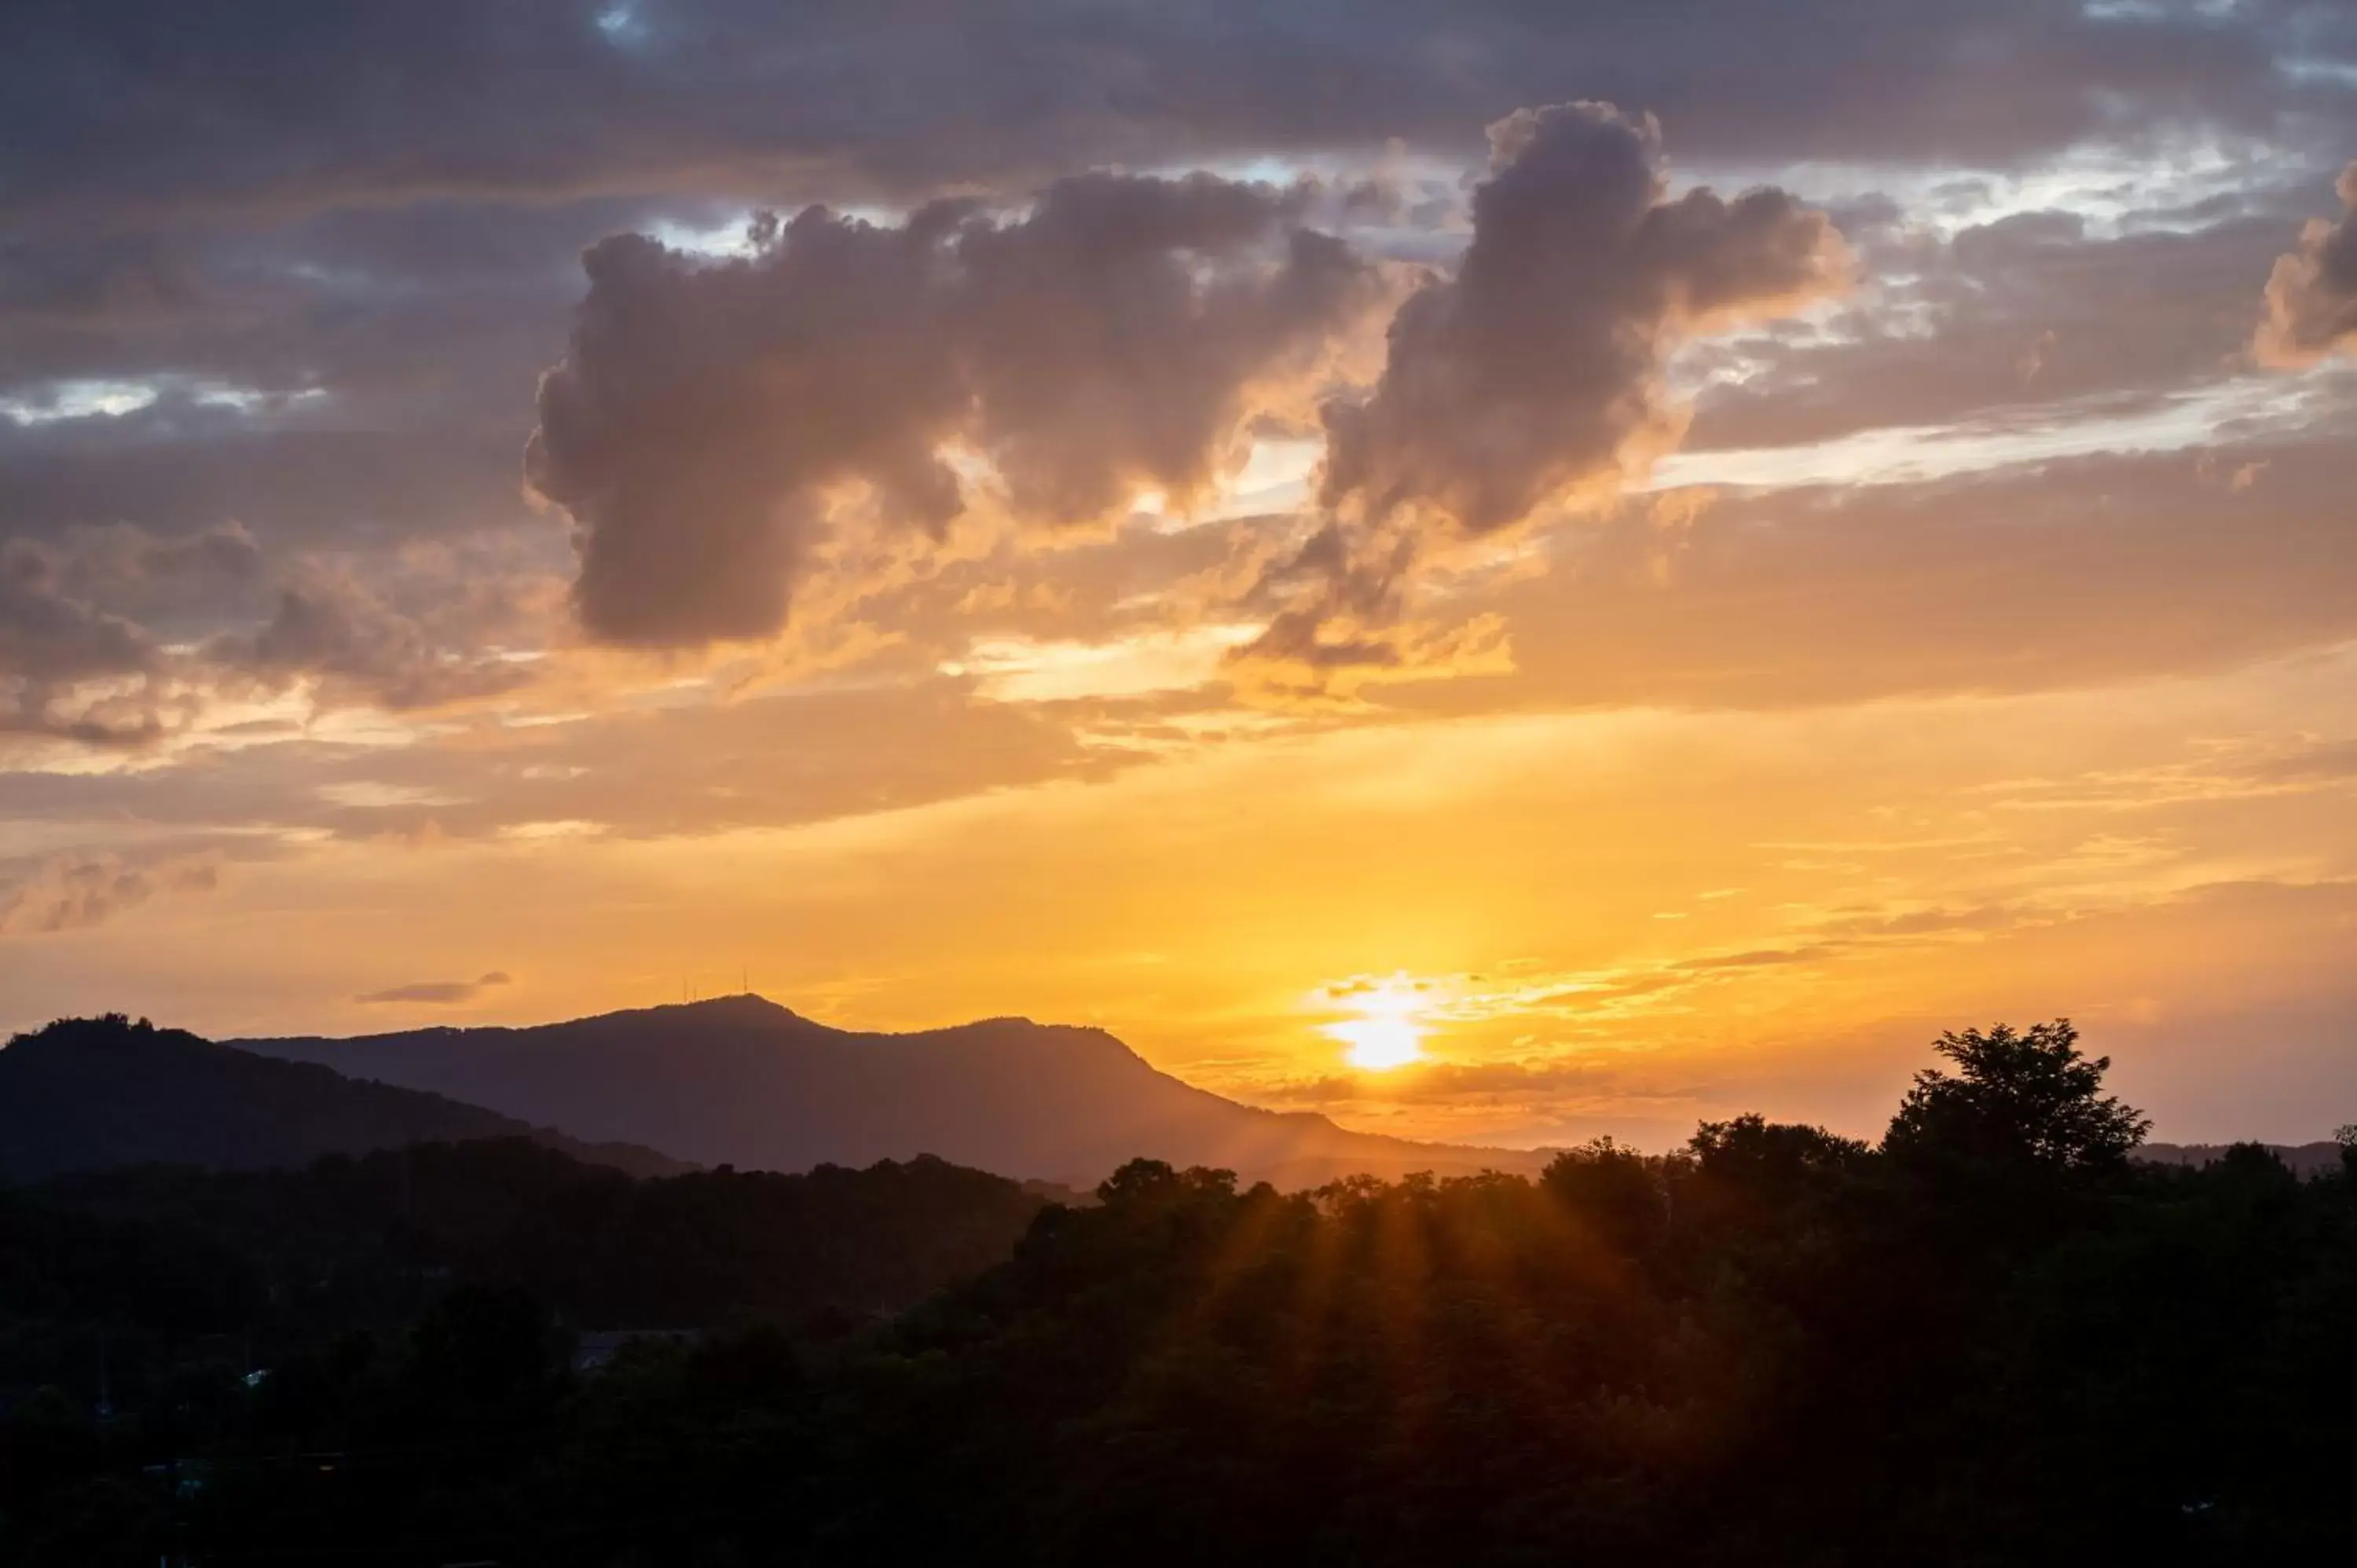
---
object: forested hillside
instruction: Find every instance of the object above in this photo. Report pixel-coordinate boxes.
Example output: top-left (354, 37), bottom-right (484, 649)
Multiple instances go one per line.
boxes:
top-left (4, 1023), bottom-right (2352, 1564)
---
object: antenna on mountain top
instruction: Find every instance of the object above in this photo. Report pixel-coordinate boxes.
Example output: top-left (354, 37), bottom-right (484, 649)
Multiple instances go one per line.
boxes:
top-left (742, 964), bottom-right (749, 995)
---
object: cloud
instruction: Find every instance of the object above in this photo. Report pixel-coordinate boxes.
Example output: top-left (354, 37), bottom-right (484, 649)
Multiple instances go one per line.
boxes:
top-left (1691, 202), bottom-right (2301, 456)
top-left (0, 511), bottom-right (541, 749)
top-left (1669, 946), bottom-right (1834, 971)
top-left (1244, 102), bottom-right (1845, 676)
top-left (64, 518), bottom-right (265, 592)
top-left (0, 851), bottom-right (219, 935)
top-left (527, 174), bottom-right (1375, 646)
top-left (219, 564), bottom-right (533, 710)
top-left (1365, 428), bottom-right (2357, 716)
top-left (2256, 164), bottom-right (2357, 365)
top-left (0, 529), bottom-right (187, 745)
top-left (1325, 103), bottom-right (1845, 533)
top-left (0, 2), bottom-right (2307, 228)
top-left (356, 970), bottom-right (512, 1006)
top-left (2239, 736), bottom-right (2357, 783)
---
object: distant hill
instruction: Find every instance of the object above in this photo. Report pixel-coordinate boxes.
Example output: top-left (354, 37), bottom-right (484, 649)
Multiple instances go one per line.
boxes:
top-left (237, 996), bottom-right (1549, 1188)
top-left (2137, 1141), bottom-right (2348, 1178)
top-left (0, 1015), bottom-right (691, 1183)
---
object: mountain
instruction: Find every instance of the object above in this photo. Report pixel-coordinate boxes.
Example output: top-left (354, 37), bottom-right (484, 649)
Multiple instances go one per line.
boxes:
top-left (2137, 1141), bottom-right (2348, 1178)
top-left (236, 995), bottom-right (1549, 1188)
top-left (0, 1015), bottom-right (691, 1183)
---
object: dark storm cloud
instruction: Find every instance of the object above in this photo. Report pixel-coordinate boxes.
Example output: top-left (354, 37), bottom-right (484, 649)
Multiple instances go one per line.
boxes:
top-left (0, 1), bottom-right (2321, 228)
top-left (528, 175), bottom-right (1374, 646)
top-left (2258, 163), bottom-right (2357, 364)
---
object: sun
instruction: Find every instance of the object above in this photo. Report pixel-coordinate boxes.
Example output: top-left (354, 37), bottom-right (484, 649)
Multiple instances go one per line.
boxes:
top-left (1321, 976), bottom-right (1430, 1071)
top-left (1331, 1013), bottom-right (1426, 1071)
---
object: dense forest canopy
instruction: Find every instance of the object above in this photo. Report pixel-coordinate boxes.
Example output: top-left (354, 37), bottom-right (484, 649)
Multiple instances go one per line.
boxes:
top-left (2, 1020), bottom-right (2352, 1564)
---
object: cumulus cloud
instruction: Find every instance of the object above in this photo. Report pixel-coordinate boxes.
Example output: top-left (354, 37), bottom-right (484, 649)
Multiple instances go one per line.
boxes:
top-left (1244, 102), bottom-right (1846, 679)
top-left (530, 103), bottom-right (1843, 675)
top-left (357, 970), bottom-right (512, 1006)
top-left (527, 174), bottom-right (1375, 646)
top-left (1324, 104), bottom-right (1846, 533)
top-left (2257, 164), bottom-right (2357, 365)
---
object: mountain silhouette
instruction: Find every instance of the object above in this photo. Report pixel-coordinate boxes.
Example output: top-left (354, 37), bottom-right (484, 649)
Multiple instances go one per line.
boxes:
top-left (236, 995), bottom-right (1549, 1187)
top-left (0, 1015), bottom-right (691, 1182)
top-left (2135, 1140), bottom-right (2348, 1177)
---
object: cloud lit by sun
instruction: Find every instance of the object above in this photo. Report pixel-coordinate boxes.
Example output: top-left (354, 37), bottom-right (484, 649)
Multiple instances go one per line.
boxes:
top-left (1321, 975), bottom-right (1431, 1072)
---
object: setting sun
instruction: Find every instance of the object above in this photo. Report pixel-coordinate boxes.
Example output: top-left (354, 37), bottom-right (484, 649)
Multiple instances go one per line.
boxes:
top-left (1323, 977), bottom-right (1431, 1071)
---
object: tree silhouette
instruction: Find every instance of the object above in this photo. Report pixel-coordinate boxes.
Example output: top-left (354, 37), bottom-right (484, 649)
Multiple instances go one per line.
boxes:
top-left (6, 1018), bottom-right (2355, 1565)
top-left (1884, 1019), bottom-right (2150, 1175)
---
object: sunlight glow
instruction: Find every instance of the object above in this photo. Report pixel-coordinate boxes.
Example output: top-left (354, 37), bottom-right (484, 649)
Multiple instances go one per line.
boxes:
top-left (1321, 975), bottom-right (1431, 1071)
top-left (945, 625), bottom-right (1264, 703)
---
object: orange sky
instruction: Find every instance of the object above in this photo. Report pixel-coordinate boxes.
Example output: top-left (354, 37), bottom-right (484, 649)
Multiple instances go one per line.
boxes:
top-left (5, 13), bottom-right (2357, 1149)
top-left (13, 606), bottom-right (2355, 1147)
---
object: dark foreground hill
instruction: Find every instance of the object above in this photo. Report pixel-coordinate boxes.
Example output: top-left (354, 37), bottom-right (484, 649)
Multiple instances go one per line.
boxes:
top-left (237, 995), bottom-right (1547, 1187)
top-left (0, 1016), bottom-right (688, 1182)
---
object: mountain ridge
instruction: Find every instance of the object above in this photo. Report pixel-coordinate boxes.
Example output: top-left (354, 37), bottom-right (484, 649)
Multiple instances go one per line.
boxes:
top-left (0, 1015), bottom-right (692, 1182)
top-left (2135, 1140), bottom-right (2347, 1177)
top-left (236, 995), bottom-right (1550, 1189)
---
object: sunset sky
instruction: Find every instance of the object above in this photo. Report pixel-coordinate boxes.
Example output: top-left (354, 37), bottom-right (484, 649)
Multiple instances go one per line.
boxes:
top-left (5, 1), bottom-right (2357, 1148)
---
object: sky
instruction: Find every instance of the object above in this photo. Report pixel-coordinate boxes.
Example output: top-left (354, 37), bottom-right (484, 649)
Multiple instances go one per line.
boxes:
top-left (5, 0), bottom-right (2357, 1149)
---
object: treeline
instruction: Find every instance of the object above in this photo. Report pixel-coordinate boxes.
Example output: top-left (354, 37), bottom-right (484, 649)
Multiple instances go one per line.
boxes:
top-left (31, 1137), bottom-right (1055, 1332)
top-left (5, 1022), bottom-right (2355, 1563)
top-left (0, 1141), bottom-right (1055, 1562)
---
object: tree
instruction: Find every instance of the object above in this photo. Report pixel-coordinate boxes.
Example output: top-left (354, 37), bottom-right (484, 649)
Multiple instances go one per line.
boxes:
top-left (1689, 1114), bottom-right (1869, 1196)
top-left (1882, 1020), bottom-right (2150, 1176)
top-left (1541, 1136), bottom-right (1666, 1251)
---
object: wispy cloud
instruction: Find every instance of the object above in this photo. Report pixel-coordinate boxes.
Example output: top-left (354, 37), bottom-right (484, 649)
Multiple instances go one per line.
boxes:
top-left (356, 971), bottom-right (513, 1006)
